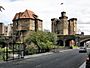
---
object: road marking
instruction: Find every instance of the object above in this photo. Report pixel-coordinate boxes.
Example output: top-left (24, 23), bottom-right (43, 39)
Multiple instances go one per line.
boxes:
top-left (79, 62), bottom-right (86, 68)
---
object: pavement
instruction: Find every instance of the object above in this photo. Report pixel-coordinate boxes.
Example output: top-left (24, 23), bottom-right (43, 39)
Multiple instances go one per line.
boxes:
top-left (79, 62), bottom-right (86, 68)
top-left (24, 52), bottom-right (53, 59)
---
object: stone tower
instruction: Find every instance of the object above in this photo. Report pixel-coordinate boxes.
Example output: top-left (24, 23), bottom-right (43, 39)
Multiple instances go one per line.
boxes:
top-left (51, 11), bottom-right (68, 35)
top-left (68, 18), bottom-right (77, 35)
top-left (59, 11), bottom-right (68, 35)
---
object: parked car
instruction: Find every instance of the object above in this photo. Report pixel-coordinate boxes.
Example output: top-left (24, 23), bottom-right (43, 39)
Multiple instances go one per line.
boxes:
top-left (86, 53), bottom-right (90, 68)
top-left (79, 47), bottom-right (87, 53)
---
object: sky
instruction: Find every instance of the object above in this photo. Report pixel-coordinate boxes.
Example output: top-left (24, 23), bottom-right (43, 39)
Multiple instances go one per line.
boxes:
top-left (0, 0), bottom-right (90, 35)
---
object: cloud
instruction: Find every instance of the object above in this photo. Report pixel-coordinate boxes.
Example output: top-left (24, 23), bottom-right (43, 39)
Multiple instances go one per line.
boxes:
top-left (6, 0), bottom-right (23, 2)
top-left (0, 0), bottom-right (90, 34)
top-left (9, 0), bottom-right (20, 2)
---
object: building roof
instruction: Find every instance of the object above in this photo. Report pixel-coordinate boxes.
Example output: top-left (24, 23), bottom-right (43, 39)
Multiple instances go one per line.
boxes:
top-left (59, 16), bottom-right (68, 19)
top-left (51, 18), bottom-right (57, 21)
top-left (69, 18), bottom-right (77, 21)
top-left (13, 9), bottom-right (38, 21)
top-left (51, 18), bottom-right (60, 22)
top-left (0, 22), bottom-right (3, 24)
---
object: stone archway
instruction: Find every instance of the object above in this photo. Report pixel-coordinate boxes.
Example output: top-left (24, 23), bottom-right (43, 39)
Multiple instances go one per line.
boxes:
top-left (65, 39), bottom-right (75, 47)
top-left (65, 39), bottom-right (71, 47)
top-left (57, 40), bottom-right (63, 46)
top-left (80, 42), bottom-right (84, 47)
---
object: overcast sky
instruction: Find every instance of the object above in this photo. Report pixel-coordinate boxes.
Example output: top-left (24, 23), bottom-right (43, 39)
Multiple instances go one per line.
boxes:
top-left (0, 0), bottom-right (90, 35)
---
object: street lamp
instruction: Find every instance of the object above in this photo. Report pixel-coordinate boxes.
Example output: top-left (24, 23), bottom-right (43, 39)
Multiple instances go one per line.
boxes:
top-left (21, 30), bottom-right (26, 58)
top-left (19, 24), bottom-right (27, 58)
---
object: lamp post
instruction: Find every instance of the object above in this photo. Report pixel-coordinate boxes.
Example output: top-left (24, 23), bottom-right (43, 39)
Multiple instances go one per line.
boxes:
top-left (20, 24), bottom-right (27, 58)
top-left (21, 30), bottom-right (26, 58)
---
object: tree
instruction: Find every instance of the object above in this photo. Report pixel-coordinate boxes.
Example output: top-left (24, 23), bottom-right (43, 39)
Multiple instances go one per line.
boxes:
top-left (24, 31), bottom-right (57, 53)
top-left (0, 6), bottom-right (5, 12)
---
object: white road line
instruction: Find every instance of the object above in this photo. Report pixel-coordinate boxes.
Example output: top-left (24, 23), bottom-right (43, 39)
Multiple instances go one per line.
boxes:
top-left (79, 62), bottom-right (86, 68)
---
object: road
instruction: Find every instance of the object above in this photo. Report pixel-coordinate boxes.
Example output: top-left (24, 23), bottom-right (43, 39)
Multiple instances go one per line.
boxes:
top-left (0, 49), bottom-right (88, 68)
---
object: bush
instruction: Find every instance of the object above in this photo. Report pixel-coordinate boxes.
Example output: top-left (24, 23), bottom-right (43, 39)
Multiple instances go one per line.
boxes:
top-left (25, 43), bottom-right (38, 55)
top-left (0, 48), bottom-right (4, 60)
top-left (0, 47), bottom-right (12, 61)
top-left (72, 45), bottom-right (78, 49)
top-left (39, 41), bottom-right (54, 52)
top-left (24, 31), bottom-right (57, 54)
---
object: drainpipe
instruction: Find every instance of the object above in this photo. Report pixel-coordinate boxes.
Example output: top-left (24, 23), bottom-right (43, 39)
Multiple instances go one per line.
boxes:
top-left (33, 14), bottom-right (38, 32)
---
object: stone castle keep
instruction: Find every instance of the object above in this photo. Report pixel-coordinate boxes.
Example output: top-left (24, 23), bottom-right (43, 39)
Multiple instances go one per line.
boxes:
top-left (51, 11), bottom-right (77, 35)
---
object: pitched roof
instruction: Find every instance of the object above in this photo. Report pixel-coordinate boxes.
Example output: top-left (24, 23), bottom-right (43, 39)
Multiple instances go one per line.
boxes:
top-left (13, 9), bottom-right (38, 20)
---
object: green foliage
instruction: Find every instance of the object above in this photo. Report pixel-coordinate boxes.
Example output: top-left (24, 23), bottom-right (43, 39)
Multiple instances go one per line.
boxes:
top-left (25, 31), bottom-right (57, 44)
top-left (72, 45), bottom-right (78, 49)
top-left (0, 38), bottom-right (4, 44)
top-left (45, 41), bottom-right (54, 49)
top-left (0, 47), bottom-right (5, 60)
top-left (0, 47), bottom-right (12, 61)
top-left (24, 31), bottom-right (57, 54)
top-left (25, 43), bottom-right (38, 55)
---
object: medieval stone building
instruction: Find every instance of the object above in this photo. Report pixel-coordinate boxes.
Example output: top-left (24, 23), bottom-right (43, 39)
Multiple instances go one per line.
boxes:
top-left (13, 9), bottom-right (43, 33)
top-left (68, 18), bottom-right (77, 35)
top-left (51, 11), bottom-right (77, 35)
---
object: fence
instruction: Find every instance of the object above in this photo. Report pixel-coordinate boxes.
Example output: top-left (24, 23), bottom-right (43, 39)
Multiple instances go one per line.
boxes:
top-left (0, 43), bottom-right (25, 61)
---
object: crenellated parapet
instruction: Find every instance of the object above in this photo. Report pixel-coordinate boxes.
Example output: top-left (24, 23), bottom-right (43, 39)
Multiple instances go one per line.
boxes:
top-left (51, 11), bottom-right (77, 35)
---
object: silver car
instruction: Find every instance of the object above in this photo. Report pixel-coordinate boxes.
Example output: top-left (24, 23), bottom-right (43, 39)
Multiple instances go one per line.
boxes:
top-left (79, 47), bottom-right (87, 53)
